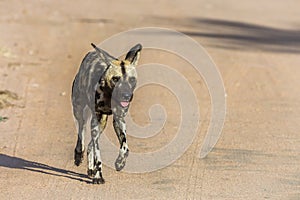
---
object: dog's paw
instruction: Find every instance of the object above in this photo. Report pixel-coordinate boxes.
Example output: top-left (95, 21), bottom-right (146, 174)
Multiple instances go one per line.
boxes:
top-left (115, 149), bottom-right (129, 171)
top-left (92, 172), bottom-right (105, 184)
top-left (92, 177), bottom-right (105, 184)
top-left (74, 150), bottom-right (84, 166)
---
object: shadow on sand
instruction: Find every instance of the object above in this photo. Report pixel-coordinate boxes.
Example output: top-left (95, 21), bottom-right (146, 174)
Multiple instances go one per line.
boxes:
top-left (0, 153), bottom-right (90, 183)
top-left (150, 16), bottom-right (300, 53)
top-left (184, 18), bottom-right (300, 53)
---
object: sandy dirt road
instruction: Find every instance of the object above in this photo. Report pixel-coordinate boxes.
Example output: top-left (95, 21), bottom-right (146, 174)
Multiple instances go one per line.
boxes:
top-left (0, 0), bottom-right (299, 199)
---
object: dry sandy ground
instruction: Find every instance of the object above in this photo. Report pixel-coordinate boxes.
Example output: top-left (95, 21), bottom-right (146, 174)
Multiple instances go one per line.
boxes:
top-left (0, 0), bottom-right (299, 199)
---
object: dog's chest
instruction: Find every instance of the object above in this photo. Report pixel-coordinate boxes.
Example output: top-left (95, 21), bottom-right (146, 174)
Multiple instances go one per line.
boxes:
top-left (95, 87), bottom-right (112, 115)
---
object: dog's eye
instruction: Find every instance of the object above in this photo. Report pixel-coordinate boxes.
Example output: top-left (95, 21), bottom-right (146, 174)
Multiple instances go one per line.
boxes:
top-left (112, 76), bottom-right (120, 83)
top-left (129, 77), bottom-right (136, 84)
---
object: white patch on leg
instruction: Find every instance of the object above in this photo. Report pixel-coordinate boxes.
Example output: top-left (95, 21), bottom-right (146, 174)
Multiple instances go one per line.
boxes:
top-left (94, 170), bottom-right (100, 179)
top-left (87, 142), bottom-right (94, 170)
top-left (81, 126), bottom-right (86, 152)
top-left (119, 143), bottom-right (128, 157)
top-left (91, 125), bottom-right (99, 133)
top-left (95, 148), bottom-right (101, 163)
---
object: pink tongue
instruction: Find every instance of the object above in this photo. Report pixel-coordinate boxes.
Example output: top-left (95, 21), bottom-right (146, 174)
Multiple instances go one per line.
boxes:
top-left (120, 101), bottom-right (129, 107)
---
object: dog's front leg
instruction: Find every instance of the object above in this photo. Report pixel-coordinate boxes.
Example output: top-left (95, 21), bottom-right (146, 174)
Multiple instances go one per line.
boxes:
top-left (113, 116), bottom-right (129, 171)
top-left (87, 113), bottom-right (107, 184)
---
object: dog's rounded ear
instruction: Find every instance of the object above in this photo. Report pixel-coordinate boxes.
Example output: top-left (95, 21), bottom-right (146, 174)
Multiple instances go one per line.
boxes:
top-left (125, 44), bottom-right (142, 66)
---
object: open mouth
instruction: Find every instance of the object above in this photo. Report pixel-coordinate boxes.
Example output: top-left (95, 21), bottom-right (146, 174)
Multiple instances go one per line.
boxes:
top-left (120, 101), bottom-right (130, 107)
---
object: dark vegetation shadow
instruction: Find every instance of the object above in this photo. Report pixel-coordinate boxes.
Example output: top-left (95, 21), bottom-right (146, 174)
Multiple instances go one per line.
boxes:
top-left (0, 153), bottom-right (91, 183)
top-left (184, 18), bottom-right (300, 53)
top-left (151, 16), bottom-right (300, 53)
top-left (203, 148), bottom-right (276, 172)
top-left (206, 148), bottom-right (300, 188)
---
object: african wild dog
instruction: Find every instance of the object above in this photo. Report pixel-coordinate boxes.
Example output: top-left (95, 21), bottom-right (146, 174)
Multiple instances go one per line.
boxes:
top-left (72, 43), bottom-right (142, 184)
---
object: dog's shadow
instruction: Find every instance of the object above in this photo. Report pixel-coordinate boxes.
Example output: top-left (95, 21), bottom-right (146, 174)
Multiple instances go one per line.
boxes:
top-left (0, 153), bottom-right (91, 183)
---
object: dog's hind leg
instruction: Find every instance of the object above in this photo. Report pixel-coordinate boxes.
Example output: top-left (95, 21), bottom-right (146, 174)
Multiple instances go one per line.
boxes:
top-left (113, 116), bottom-right (129, 171)
top-left (73, 105), bottom-right (87, 166)
top-left (87, 113), bottom-right (107, 184)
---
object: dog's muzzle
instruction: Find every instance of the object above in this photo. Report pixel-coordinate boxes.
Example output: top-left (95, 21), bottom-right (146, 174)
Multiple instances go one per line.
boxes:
top-left (111, 79), bottom-right (135, 109)
top-left (119, 92), bottom-right (133, 108)
top-left (120, 92), bottom-right (132, 108)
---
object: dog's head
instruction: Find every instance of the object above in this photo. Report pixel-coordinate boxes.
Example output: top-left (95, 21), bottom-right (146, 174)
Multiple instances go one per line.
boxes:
top-left (92, 43), bottom-right (142, 114)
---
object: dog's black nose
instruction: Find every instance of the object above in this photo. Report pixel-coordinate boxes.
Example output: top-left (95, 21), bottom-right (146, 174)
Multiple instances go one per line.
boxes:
top-left (122, 92), bottom-right (131, 100)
